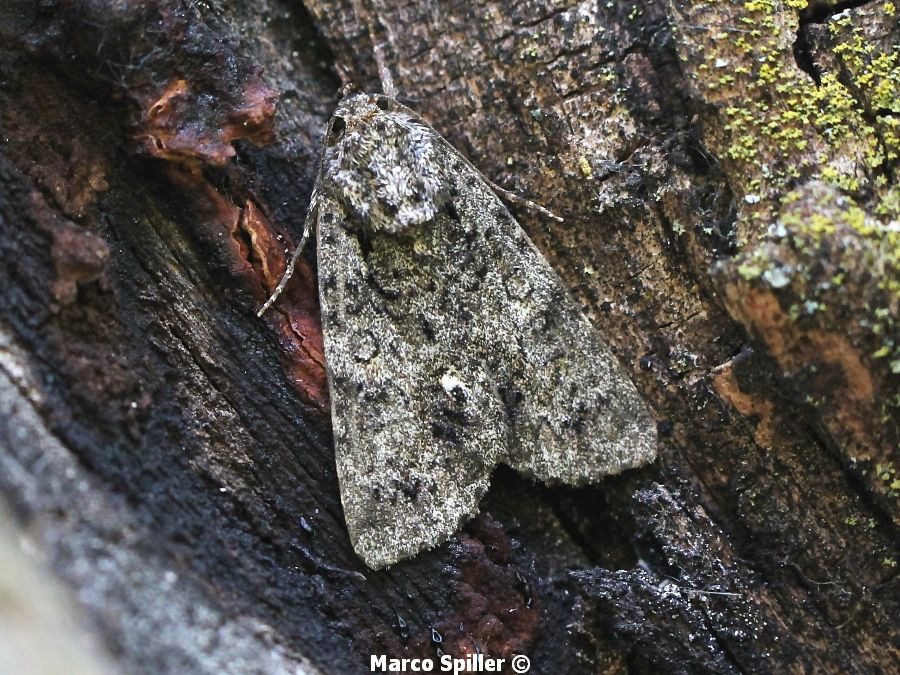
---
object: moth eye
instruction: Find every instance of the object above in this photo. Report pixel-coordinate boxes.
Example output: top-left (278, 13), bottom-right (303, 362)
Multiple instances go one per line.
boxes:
top-left (375, 95), bottom-right (390, 111)
top-left (327, 116), bottom-right (346, 144)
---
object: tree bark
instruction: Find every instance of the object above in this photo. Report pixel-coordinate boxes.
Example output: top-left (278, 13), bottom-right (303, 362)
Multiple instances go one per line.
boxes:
top-left (0, 0), bottom-right (896, 673)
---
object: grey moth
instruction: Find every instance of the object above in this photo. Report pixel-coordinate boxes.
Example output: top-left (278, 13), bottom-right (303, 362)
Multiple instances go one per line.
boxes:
top-left (260, 91), bottom-right (656, 569)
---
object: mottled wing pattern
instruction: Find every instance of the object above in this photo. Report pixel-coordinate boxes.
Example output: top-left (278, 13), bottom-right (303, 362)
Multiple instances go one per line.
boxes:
top-left (315, 93), bottom-right (655, 569)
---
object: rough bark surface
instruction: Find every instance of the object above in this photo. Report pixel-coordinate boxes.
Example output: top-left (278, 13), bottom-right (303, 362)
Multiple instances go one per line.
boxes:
top-left (0, 0), bottom-right (896, 673)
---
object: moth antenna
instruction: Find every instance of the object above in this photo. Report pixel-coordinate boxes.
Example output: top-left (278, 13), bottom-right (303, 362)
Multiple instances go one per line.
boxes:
top-left (374, 46), bottom-right (398, 99)
top-left (485, 178), bottom-right (564, 223)
top-left (352, 0), bottom-right (398, 97)
top-left (437, 135), bottom-right (563, 222)
top-left (257, 194), bottom-right (316, 317)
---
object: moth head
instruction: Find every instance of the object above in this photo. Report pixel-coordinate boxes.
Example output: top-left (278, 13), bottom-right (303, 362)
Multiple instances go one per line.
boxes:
top-left (330, 92), bottom-right (395, 126)
top-left (322, 93), bottom-right (448, 234)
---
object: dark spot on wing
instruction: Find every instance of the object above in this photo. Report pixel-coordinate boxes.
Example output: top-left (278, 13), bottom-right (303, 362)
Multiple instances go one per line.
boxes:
top-left (450, 386), bottom-right (467, 406)
top-left (418, 314), bottom-right (436, 340)
top-left (354, 229), bottom-right (375, 258)
top-left (500, 386), bottom-right (524, 421)
top-left (430, 403), bottom-right (470, 445)
top-left (366, 271), bottom-right (403, 301)
top-left (401, 479), bottom-right (421, 501)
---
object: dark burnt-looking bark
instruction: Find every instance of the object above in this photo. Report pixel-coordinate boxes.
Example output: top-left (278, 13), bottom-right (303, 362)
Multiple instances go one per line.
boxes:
top-left (0, 0), bottom-right (896, 674)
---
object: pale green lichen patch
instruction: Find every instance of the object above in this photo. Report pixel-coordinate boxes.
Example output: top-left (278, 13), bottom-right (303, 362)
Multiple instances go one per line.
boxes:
top-left (669, 0), bottom-right (899, 235)
top-left (822, 9), bottom-right (900, 188)
top-left (578, 155), bottom-right (593, 179)
top-left (736, 181), bottom-right (898, 353)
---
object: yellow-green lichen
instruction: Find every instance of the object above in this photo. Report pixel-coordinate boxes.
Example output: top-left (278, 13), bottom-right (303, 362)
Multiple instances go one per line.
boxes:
top-left (677, 0), bottom-right (899, 228)
top-left (738, 261), bottom-right (764, 280)
top-left (578, 156), bottom-right (593, 179)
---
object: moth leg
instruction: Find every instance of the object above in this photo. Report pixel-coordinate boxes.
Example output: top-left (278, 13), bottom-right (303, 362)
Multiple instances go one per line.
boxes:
top-left (257, 195), bottom-right (316, 317)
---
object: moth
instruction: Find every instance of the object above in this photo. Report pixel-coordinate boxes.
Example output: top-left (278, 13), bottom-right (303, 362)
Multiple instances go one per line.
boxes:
top-left (260, 90), bottom-right (656, 569)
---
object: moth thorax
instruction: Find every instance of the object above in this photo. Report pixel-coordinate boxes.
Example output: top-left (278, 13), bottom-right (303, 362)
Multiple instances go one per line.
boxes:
top-left (329, 118), bottom-right (448, 234)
